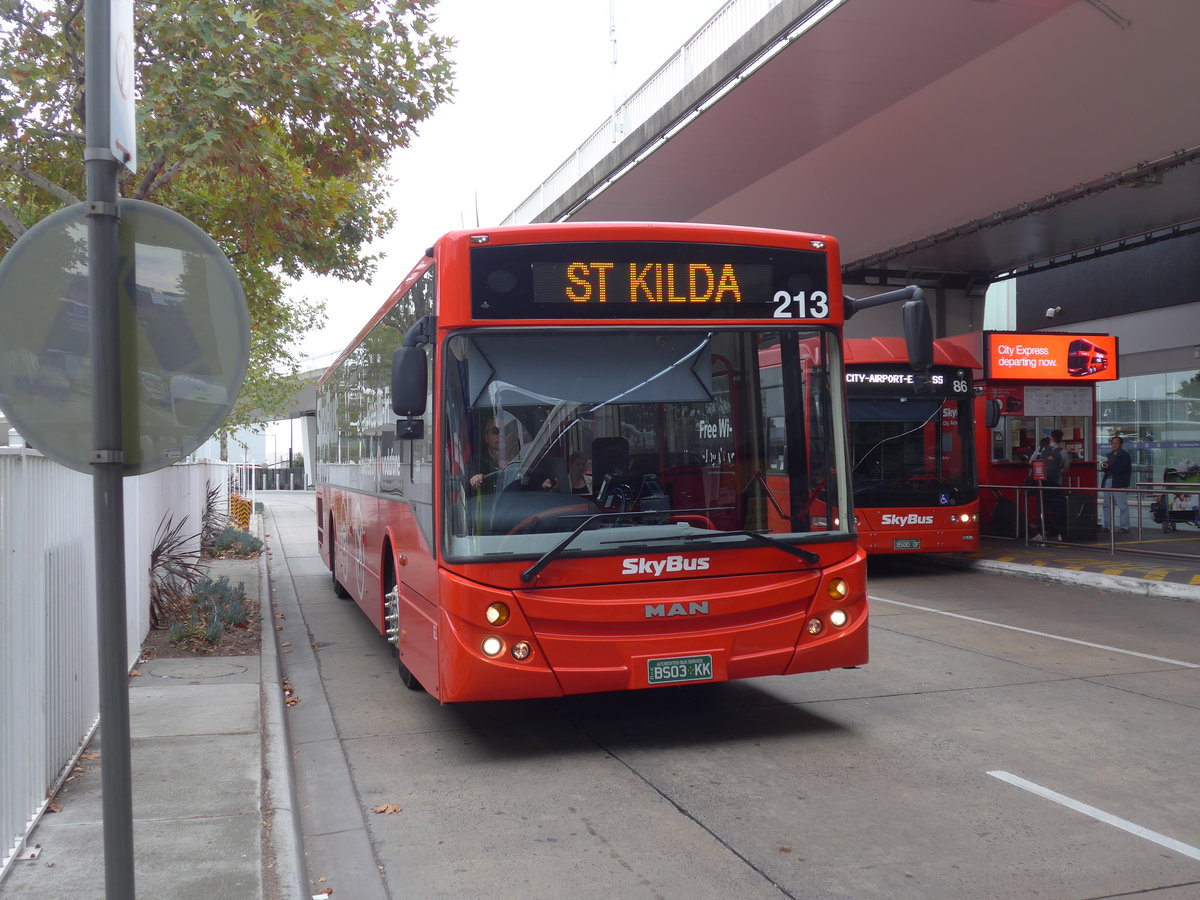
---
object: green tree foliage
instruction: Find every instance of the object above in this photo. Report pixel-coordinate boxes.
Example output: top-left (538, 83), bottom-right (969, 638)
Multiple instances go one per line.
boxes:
top-left (0, 0), bottom-right (454, 426)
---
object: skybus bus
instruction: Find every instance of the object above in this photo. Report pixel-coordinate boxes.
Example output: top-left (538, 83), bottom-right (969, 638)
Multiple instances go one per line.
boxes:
top-left (315, 222), bottom-right (931, 702)
top-left (842, 338), bottom-right (991, 554)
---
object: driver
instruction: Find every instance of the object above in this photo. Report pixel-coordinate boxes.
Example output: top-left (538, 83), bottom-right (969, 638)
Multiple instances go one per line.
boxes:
top-left (468, 418), bottom-right (502, 491)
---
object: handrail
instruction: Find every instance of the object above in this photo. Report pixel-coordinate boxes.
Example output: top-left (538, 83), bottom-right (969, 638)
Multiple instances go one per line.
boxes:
top-left (979, 482), bottom-right (1199, 561)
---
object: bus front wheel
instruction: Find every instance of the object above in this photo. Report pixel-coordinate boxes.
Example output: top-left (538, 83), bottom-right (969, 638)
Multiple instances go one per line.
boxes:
top-left (384, 570), bottom-right (423, 692)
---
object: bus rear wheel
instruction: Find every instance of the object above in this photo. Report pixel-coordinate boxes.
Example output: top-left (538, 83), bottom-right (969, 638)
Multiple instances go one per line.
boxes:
top-left (329, 520), bottom-right (351, 599)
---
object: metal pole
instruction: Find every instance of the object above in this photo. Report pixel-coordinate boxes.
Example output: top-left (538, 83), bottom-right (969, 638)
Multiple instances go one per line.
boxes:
top-left (85, 0), bottom-right (136, 894)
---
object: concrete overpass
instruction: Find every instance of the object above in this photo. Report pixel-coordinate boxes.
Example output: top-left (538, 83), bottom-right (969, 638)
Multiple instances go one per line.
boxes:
top-left (506, 0), bottom-right (1200, 339)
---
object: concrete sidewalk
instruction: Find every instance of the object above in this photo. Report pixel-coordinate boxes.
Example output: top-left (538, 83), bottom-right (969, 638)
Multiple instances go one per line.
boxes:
top-left (0, 533), bottom-right (306, 899)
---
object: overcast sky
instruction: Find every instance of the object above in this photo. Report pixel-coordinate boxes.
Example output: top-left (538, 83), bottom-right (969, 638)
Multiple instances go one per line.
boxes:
top-left (290, 0), bottom-right (728, 361)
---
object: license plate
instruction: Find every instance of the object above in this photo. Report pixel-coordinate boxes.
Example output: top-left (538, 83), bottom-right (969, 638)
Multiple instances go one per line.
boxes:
top-left (894, 538), bottom-right (921, 550)
top-left (647, 654), bottom-right (713, 685)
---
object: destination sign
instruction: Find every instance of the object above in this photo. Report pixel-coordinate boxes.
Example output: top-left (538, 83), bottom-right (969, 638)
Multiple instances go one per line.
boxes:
top-left (846, 366), bottom-right (971, 395)
top-left (532, 261), bottom-right (770, 305)
top-left (470, 241), bottom-right (833, 321)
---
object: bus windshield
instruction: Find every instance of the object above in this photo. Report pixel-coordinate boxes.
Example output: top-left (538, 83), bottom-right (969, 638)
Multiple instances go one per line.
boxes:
top-left (442, 327), bottom-right (844, 560)
top-left (849, 388), bottom-right (977, 508)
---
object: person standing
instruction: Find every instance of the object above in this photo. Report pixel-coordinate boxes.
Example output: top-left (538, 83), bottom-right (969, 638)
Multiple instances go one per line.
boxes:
top-left (1100, 435), bottom-right (1132, 533)
top-left (1031, 429), bottom-right (1070, 539)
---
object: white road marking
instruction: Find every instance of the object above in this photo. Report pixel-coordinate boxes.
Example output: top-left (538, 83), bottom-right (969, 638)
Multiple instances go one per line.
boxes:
top-left (870, 595), bottom-right (1200, 668)
top-left (988, 770), bottom-right (1200, 862)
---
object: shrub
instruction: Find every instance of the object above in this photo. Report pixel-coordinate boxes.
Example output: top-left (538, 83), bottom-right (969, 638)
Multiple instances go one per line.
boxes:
top-left (209, 526), bottom-right (263, 558)
top-left (168, 576), bottom-right (251, 645)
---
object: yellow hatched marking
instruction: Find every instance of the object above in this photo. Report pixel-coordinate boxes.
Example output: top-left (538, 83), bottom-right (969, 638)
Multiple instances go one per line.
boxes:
top-left (1145, 571), bottom-right (1167, 581)
top-left (1191, 576), bottom-right (1200, 586)
top-left (1102, 568), bottom-right (1124, 576)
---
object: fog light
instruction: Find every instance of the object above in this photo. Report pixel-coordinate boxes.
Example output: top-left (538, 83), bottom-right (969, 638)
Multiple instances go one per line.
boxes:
top-left (485, 602), bottom-right (510, 626)
top-left (806, 617), bottom-right (824, 636)
top-left (828, 578), bottom-right (848, 601)
top-left (829, 608), bottom-right (849, 628)
top-left (511, 641), bottom-right (531, 661)
top-left (481, 636), bottom-right (504, 657)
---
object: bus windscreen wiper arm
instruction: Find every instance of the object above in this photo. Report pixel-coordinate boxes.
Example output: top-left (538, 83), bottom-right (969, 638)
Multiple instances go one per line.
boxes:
top-left (520, 513), bottom-right (609, 583)
top-left (622, 530), bottom-right (821, 565)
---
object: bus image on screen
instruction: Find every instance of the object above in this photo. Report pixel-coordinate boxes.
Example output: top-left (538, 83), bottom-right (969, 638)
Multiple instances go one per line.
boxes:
top-left (315, 222), bottom-right (931, 702)
top-left (1066, 338), bottom-right (1109, 377)
top-left (842, 338), bottom-right (981, 554)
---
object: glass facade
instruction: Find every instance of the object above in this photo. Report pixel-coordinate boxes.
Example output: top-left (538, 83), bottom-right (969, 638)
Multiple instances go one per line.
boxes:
top-left (1096, 368), bottom-right (1200, 484)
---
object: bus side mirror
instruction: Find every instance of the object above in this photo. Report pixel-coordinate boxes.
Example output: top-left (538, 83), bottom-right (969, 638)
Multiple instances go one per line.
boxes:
top-left (903, 299), bottom-right (933, 371)
top-left (395, 418), bottom-right (424, 440)
top-left (985, 398), bottom-right (1002, 430)
top-left (391, 346), bottom-right (427, 416)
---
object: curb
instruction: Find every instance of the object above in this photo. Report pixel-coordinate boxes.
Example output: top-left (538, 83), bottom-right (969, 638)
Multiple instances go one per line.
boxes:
top-left (910, 550), bottom-right (1200, 604)
top-left (258, 512), bottom-right (310, 899)
top-left (968, 557), bottom-right (1200, 603)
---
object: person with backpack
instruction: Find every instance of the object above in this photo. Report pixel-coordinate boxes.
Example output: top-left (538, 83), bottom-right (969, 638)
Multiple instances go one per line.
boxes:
top-left (1031, 429), bottom-right (1070, 540)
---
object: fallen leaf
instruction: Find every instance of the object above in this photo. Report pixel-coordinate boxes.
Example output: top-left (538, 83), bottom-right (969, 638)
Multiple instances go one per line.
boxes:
top-left (275, 613), bottom-right (286, 620)
top-left (46, 800), bottom-right (63, 813)
top-left (81, 752), bottom-right (100, 761)
top-left (373, 803), bottom-right (403, 815)
top-left (281, 642), bottom-right (291, 647)
top-left (129, 669), bottom-right (142, 677)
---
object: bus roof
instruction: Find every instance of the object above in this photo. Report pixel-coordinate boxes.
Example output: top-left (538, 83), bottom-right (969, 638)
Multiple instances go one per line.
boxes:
top-left (845, 336), bottom-right (980, 370)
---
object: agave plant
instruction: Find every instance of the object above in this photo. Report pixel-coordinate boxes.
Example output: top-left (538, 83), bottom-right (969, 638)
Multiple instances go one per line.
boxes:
top-left (200, 480), bottom-right (233, 558)
top-left (148, 512), bottom-right (206, 629)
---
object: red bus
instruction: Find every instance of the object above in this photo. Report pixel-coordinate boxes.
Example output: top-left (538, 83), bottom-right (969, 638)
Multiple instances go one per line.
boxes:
top-left (843, 338), bottom-right (985, 554)
top-left (315, 222), bottom-right (931, 702)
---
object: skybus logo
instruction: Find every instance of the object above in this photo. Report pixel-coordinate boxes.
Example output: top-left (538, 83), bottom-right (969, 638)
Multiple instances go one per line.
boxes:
top-left (880, 513), bottom-right (934, 526)
top-left (621, 555), bottom-right (711, 576)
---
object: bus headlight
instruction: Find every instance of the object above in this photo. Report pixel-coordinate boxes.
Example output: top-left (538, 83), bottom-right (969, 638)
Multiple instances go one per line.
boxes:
top-left (481, 636), bottom-right (504, 657)
top-left (828, 578), bottom-right (848, 601)
top-left (511, 642), bottom-right (532, 661)
top-left (485, 602), bottom-right (510, 626)
top-left (829, 608), bottom-right (849, 628)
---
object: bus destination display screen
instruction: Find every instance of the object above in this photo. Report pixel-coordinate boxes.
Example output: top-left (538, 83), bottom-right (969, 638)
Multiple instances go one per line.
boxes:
top-left (470, 241), bottom-right (832, 321)
top-left (847, 367), bottom-right (972, 397)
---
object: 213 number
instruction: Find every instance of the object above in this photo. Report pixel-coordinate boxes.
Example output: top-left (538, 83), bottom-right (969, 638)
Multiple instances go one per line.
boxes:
top-left (773, 290), bottom-right (829, 319)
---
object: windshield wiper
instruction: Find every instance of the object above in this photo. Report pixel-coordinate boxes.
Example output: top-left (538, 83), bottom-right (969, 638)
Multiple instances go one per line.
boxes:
top-left (617, 529), bottom-right (821, 565)
top-left (520, 513), bottom-right (610, 583)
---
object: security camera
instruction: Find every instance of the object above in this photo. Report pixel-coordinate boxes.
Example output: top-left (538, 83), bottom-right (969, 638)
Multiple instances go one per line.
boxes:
top-left (1045, 306), bottom-right (1062, 319)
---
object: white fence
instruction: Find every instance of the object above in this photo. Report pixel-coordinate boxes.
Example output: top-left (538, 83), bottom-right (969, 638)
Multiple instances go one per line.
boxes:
top-left (0, 450), bottom-right (234, 880)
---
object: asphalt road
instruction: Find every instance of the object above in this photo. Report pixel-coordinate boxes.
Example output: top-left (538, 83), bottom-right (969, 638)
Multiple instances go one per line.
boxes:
top-left (265, 493), bottom-right (1200, 900)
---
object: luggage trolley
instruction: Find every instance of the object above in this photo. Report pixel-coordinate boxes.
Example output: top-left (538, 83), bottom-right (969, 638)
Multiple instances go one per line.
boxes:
top-left (1143, 463), bottom-right (1200, 532)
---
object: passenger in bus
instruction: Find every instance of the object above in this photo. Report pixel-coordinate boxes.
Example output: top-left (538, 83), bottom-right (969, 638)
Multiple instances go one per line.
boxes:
top-left (567, 451), bottom-right (592, 495)
top-left (539, 452), bottom-right (591, 494)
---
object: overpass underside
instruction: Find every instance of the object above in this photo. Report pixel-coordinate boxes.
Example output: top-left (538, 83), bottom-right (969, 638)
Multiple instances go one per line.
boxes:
top-left (508, 0), bottom-right (1200, 327)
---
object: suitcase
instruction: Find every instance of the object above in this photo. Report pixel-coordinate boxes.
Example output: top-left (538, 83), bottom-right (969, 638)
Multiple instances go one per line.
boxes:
top-left (1064, 493), bottom-right (1098, 541)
